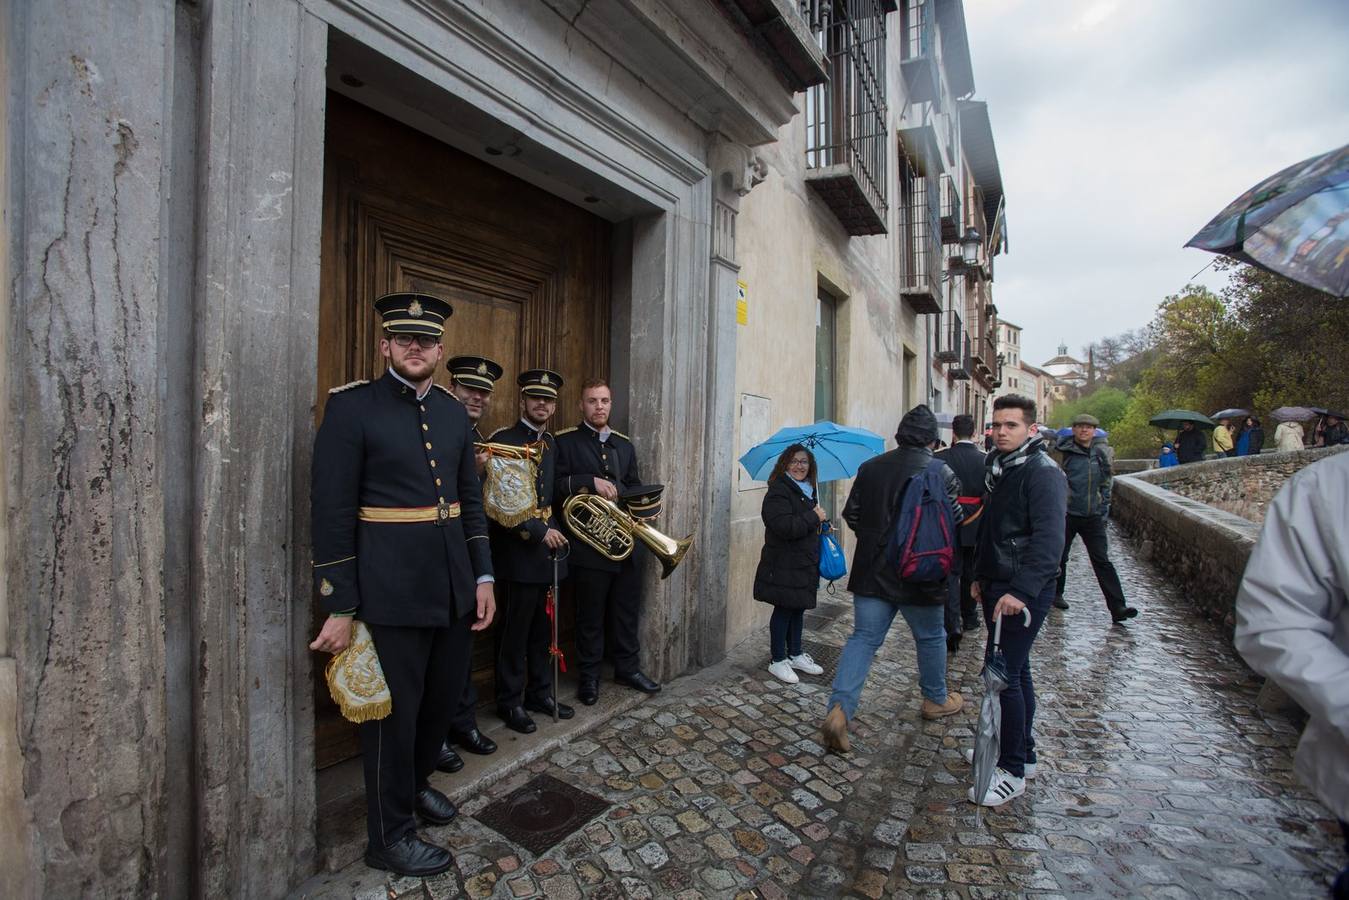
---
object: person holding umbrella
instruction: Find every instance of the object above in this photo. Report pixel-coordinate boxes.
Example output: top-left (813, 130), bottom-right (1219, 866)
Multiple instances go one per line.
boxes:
top-left (1214, 417), bottom-right (1236, 457)
top-left (1274, 412), bottom-right (1307, 452)
top-left (965, 394), bottom-right (1067, 806)
top-left (1321, 413), bottom-right (1349, 446)
top-left (1175, 421), bottom-right (1208, 464)
top-left (753, 445), bottom-right (828, 684)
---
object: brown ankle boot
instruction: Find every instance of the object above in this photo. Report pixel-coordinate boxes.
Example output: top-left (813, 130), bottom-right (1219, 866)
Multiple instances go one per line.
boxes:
top-left (821, 703), bottom-right (850, 753)
top-left (920, 691), bottom-right (964, 720)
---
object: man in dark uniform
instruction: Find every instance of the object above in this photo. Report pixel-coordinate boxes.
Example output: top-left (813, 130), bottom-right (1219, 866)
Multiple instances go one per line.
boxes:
top-left (936, 414), bottom-right (989, 651)
top-left (309, 292), bottom-right (495, 877)
top-left (487, 369), bottom-right (574, 733)
top-left (554, 379), bottom-right (661, 705)
top-left (440, 355), bottom-right (505, 762)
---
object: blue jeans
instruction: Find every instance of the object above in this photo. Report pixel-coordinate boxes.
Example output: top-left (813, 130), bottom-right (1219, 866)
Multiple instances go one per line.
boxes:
top-left (827, 595), bottom-right (948, 719)
top-left (981, 580), bottom-right (1053, 779)
top-left (769, 607), bottom-right (804, 662)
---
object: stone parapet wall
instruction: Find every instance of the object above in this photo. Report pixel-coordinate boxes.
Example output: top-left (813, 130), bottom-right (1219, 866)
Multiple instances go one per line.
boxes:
top-left (1133, 447), bottom-right (1346, 523)
top-left (1111, 446), bottom-right (1347, 630)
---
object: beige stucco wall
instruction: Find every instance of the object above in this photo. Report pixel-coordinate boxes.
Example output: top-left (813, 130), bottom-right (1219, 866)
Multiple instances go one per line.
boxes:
top-left (726, 91), bottom-right (929, 654)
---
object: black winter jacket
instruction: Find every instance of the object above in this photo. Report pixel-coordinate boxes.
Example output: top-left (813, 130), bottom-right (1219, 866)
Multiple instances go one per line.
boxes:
top-left (752, 475), bottom-right (822, 610)
top-left (973, 447), bottom-right (1068, 604)
top-left (1055, 435), bottom-right (1113, 518)
top-left (842, 446), bottom-right (963, 606)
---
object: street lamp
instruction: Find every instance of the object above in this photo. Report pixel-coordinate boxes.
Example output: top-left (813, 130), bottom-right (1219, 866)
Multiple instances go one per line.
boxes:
top-left (960, 227), bottom-right (982, 266)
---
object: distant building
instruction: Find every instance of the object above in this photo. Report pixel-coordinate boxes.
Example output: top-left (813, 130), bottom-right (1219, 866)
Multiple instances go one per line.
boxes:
top-left (1041, 342), bottom-right (1088, 387)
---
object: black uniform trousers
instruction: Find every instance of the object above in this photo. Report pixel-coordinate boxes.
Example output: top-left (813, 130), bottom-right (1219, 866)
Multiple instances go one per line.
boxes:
top-left (361, 614), bottom-right (472, 849)
top-left (571, 561), bottom-right (642, 680)
top-left (1055, 514), bottom-right (1128, 613)
top-left (494, 582), bottom-right (554, 708)
top-left (946, 545), bottom-right (979, 634)
top-left (447, 649), bottom-right (479, 733)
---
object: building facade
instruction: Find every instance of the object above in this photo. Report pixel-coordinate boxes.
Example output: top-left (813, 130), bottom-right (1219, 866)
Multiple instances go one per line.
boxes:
top-left (1, 0), bottom-right (1009, 894)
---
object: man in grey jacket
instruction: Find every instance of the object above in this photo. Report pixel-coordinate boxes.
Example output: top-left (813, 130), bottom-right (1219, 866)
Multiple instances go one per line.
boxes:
top-left (1053, 414), bottom-right (1137, 622)
top-left (1235, 449), bottom-right (1349, 898)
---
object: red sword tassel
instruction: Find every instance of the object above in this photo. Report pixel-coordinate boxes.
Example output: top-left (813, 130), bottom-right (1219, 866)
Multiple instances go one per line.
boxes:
top-left (545, 587), bottom-right (567, 673)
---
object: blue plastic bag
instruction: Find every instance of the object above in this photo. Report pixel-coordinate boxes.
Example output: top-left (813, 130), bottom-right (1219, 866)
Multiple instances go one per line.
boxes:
top-left (818, 521), bottom-right (847, 582)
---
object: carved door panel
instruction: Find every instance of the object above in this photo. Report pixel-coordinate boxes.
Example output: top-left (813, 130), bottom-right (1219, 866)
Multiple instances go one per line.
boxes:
top-left (314, 93), bottom-right (609, 769)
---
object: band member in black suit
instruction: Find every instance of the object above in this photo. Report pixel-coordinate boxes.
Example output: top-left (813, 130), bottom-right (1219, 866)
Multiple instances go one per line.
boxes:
top-left (440, 355), bottom-right (505, 763)
top-left (309, 292), bottom-right (495, 877)
top-left (554, 380), bottom-right (662, 705)
top-left (936, 414), bottom-right (989, 651)
top-left (487, 369), bottom-right (574, 733)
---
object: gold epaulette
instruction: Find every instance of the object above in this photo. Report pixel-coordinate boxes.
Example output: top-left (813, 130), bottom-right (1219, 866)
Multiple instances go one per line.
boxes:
top-left (487, 426), bottom-right (511, 441)
top-left (328, 380), bottom-right (369, 394)
top-left (433, 383), bottom-right (460, 402)
top-left (610, 429), bottom-right (629, 441)
top-left (554, 426), bottom-right (578, 436)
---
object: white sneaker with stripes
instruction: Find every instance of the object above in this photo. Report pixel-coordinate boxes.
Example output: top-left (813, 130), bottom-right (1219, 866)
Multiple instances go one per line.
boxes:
top-left (962, 747), bottom-right (1036, 779)
top-left (968, 767), bottom-right (1026, 806)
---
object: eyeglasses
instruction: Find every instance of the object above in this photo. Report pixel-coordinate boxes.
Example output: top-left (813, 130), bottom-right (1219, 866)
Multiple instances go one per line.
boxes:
top-left (788, 458), bottom-right (810, 467)
top-left (391, 334), bottom-right (439, 349)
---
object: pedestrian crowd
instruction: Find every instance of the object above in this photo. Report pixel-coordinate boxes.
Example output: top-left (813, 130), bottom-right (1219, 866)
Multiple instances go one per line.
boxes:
top-left (754, 395), bottom-right (1141, 810)
top-left (1167, 409), bottom-right (1347, 467)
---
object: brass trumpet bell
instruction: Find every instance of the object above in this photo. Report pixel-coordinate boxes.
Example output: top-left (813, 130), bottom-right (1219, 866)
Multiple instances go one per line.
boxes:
top-left (474, 441), bottom-right (544, 462)
top-left (562, 493), bottom-right (693, 579)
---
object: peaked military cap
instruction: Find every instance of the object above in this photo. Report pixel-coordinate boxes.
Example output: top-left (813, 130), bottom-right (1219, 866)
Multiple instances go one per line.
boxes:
top-left (519, 368), bottom-right (564, 399)
top-left (620, 484), bottom-right (664, 519)
top-left (448, 355), bottom-right (504, 392)
top-left (374, 291), bottom-right (452, 337)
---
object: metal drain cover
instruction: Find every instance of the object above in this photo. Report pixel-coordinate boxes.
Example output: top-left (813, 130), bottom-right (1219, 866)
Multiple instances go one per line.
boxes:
top-left (474, 772), bottom-right (610, 855)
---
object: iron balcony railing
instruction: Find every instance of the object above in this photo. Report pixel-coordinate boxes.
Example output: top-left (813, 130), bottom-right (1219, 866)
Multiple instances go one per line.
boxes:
top-left (901, 169), bottom-right (942, 303)
top-left (935, 310), bottom-right (962, 363)
top-left (804, 0), bottom-right (889, 234)
top-left (898, 0), bottom-right (939, 104)
top-left (939, 172), bottom-right (960, 244)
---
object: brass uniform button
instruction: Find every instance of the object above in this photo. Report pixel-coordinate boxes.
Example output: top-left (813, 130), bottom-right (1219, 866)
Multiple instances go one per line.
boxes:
top-left (425, 442), bottom-right (432, 450)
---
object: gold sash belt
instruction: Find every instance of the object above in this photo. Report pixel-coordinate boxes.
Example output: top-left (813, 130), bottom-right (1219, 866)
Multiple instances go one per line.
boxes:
top-left (359, 503), bottom-right (461, 523)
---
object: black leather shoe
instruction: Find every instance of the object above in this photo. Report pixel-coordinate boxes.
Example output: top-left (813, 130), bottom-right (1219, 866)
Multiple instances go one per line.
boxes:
top-left (1052, 595), bottom-right (1070, 610)
top-left (1111, 606), bottom-right (1139, 624)
top-left (946, 633), bottom-right (961, 654)
top-left (414, 786), bottom-right (457, 826)
top-left (578, 678), bottom-right (599, 706)
top-left (499, 705), bottom-right (537, 734)
top-left (615, 671), bottom-right (661, 694)
top-left (449, 726), bottom-right (497, 755)
top-left (435, 742), bottom-right (464, 774)
top-left (365, 832), bottom-right (453, 877)
top-left (525, 696), bottom-right (575, 720)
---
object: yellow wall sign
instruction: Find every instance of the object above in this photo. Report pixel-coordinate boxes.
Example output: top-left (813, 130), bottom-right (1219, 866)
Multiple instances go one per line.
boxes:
top-left (736, 280), bottom-right (748, 325)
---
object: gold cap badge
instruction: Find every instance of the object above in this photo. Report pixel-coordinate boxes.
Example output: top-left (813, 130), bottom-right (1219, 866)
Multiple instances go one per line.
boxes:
top-left (541, 373), bottom-right (551, 385)
top-left (320, 578), bottom-right (334, 597)
top-left (408, 298), bottom-right (423, 318)
top-left (477, 362), bottom-right (488, 375)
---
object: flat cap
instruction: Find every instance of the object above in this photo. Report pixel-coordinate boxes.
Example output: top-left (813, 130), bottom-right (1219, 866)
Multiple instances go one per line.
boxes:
top-left (1071, 414), bottom-right (1100, 427)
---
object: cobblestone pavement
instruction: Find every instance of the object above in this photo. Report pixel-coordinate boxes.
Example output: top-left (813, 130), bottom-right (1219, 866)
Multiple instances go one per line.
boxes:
top-left (295, 525), bottom-right (1343, 899)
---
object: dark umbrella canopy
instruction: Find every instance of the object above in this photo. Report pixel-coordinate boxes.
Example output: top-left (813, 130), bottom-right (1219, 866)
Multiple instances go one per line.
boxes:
top-left (1185, 142), bottom-right (1349, 297)
top-left (1270, 406), bottom-right (1317, 422)
top-left (1149, 409), bottom-right (1216, 430)
top-left (1211, 408), bottom-right (1251, 421)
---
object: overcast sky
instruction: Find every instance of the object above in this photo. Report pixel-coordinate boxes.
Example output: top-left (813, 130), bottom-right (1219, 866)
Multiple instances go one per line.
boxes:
top-left (963, 0), bottom-right (1349, 367)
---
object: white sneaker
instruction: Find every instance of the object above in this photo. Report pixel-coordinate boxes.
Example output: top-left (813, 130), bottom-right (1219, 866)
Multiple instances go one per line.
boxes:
top-left (788, 653), bottom-right (824, 675)
top-left (962, 747), bottom-right (1036, 779)
top-left (767, 659), bottom-right (799, 684)
top-left (968, 768), bottom-right (1026, 806)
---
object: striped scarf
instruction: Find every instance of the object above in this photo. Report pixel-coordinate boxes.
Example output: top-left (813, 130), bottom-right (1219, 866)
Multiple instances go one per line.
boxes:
top-left (985, 436), bottom-right (1044, 494)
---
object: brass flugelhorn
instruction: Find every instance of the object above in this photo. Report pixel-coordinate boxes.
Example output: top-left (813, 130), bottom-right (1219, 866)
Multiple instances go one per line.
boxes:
top-left (474, 441), bottom-right (543, 462)
top-left (562, 493), bottom-right (693, 580)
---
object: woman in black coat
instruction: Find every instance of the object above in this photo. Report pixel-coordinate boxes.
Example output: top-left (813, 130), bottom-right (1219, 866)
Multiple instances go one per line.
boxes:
top-left (753, 444), bottom-right (827, 684)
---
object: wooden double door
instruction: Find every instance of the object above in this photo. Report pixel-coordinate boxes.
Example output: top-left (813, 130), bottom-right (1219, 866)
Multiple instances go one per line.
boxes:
top-left (314, 93), bottom-right (611, 768)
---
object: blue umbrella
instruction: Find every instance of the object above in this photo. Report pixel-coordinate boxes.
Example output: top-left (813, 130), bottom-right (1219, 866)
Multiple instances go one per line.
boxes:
top-left (1185, 142), bottom-right (1349, 297)
top-left (1054, 426), bottom-right (1107, 438)
top-left (739, 421), bottom-right (885, 484)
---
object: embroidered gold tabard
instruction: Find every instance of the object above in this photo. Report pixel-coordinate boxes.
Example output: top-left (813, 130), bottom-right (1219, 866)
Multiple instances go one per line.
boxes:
top-left (324, 621), bottom-right (392, 723)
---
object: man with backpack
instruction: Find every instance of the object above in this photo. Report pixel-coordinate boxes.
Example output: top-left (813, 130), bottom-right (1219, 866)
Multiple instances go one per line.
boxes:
top-left (820, 405), bottom-right (964, 754)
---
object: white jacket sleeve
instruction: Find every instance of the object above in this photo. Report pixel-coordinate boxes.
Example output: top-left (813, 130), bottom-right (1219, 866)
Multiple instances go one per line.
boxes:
top-left (1234, 457), bottom-right (1349, 743)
